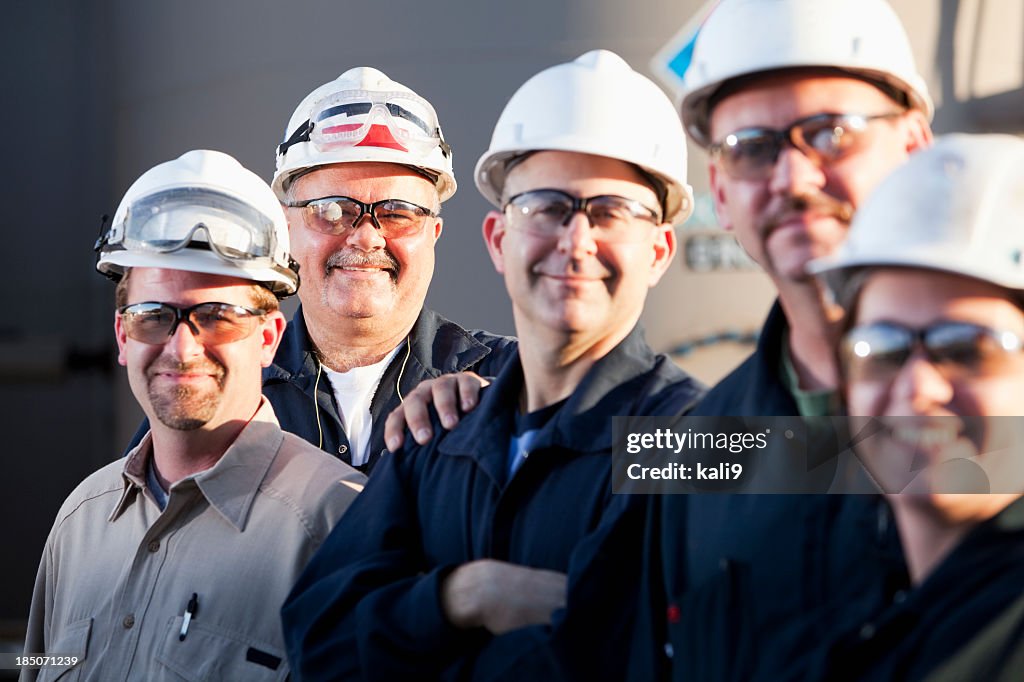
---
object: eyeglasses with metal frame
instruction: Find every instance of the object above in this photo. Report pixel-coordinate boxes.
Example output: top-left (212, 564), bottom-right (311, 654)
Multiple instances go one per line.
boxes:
top-left (709, 112), bottom-right (905, 181)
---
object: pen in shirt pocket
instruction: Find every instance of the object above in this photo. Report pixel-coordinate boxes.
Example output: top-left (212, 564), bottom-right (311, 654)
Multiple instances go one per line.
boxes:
top-left (179, 593), bottom-right (199, 641)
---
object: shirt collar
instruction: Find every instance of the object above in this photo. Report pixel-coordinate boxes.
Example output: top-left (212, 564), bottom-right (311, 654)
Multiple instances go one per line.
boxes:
top-left (109, 400), bottom-right (284, 531)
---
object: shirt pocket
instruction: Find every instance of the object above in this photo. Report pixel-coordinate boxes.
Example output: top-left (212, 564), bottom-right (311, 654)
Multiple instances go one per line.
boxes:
top-left (156, 616), bottom-right (289, 682)
top-left (37, 617), bottom-right (91, 682)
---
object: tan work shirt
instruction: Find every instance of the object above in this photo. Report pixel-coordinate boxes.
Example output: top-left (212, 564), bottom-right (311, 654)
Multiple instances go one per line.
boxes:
top-left (22, 399), bottom-right (365, 682)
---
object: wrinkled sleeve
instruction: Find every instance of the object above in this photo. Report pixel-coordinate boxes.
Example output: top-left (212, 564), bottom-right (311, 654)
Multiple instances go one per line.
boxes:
top-left (281, 442), bottom-right (482, 681)
top-left (468, 493), bottom-right (649, 682)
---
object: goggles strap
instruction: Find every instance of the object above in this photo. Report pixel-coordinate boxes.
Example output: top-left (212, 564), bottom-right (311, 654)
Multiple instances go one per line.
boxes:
top-left (278, 119), bottom-right (314, 157)
top-left (93, 213), bottom-right (112, 252)
top-left (437, 129), bottom-right (451, 159)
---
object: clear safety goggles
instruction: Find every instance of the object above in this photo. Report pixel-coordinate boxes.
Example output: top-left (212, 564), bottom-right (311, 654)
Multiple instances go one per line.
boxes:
top-left (278, 89), bottom-right (449, 158)
top-left (104, 187), bottom-right (281, 265)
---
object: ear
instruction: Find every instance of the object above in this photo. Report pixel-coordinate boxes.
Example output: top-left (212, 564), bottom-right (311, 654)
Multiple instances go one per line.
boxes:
top-left (481, 210), bottom-right (507, 275)
top-left (258, 310), bottom-right (287, 368)
top-left (114, 309), bottom-right (129, 366)
top-left (647, 224), bottom-right (678, 287)
top-left (432, 216), bottom-right (443, 243)
top-left (901, 109), bottom-right (933, 154)
top-left (708, 159), bottom-right (734, 232)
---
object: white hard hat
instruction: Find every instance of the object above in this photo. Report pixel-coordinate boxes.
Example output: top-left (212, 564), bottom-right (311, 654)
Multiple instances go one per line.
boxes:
top-left (681, 0), bottom-right (934, 148)
top-left (811, 134), bottom-right (1024, 295)
top-left (474, 50), bottom-right (694, 225)
top-left (96, 149), bottom-right (300, 297)
top-left (274, 67), bottom-right (456, 202)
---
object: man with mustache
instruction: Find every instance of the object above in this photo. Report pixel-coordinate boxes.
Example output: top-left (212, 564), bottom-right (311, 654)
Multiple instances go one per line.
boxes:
top-left (21, 150), bottom-right (364, 681)
top-left (269, 66), bottom-right (515, 473)
top-left (636, 0), bottom-right (935, 679)
top-left (281, 50), bottom-right (703, 681)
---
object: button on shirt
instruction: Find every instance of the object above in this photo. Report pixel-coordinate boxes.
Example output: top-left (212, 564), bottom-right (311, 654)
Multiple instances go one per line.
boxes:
top-left (21, 400), bottom-right (366, 682)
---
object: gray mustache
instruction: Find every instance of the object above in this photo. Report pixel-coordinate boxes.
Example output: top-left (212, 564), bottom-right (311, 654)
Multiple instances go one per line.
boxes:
top-left (326, 250), bottom-right (400, 277)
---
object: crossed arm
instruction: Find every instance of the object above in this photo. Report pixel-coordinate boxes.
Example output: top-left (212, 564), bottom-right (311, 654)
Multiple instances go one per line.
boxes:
top-left (281, 444), bottom-right (569, 681)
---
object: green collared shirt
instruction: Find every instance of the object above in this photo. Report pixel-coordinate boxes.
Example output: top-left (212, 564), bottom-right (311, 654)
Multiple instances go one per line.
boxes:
top-left (779, 330), bottom-right (841, 417)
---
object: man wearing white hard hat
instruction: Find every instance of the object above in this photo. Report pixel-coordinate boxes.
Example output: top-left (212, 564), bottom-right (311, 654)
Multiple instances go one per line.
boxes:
top-left (282, 51), bottom-right (703, 681)
top-left (21, 150), bottom-right (364, 682)
top-left (268, 66), bottom-right (515, 473)
top-left (638, 0), bottom-right (935, 679)
top-left (806, 134), bottom-right (1024, 680)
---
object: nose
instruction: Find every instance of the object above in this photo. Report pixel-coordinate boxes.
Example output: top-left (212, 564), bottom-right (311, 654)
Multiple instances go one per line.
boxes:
top-left (557, 211), bottom-right (598, 257)
top-left (888, 351), bottom-right (955, 414)
top-left (768, 143), bottom-right (827, 198)
top-left (345, 212), bottom-right (387, 251)
top-left (165, 318), bottom-right (205, 361)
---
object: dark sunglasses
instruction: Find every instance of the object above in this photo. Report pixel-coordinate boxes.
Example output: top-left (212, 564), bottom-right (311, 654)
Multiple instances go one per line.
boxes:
top-left (119, 302), bottom-right (267, 345)
top-left (840, 321), bottom-right (1024, 384)
top-left (503, 189), bottom-right (662, 243)
top-left (709, 112), bottom-right (904, 181)
top-left (284, 196), bottom-right (437, 239)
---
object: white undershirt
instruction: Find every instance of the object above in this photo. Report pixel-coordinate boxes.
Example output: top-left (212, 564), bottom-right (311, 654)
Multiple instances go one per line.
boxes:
top-left (322, 345), bottom-right (402, 467)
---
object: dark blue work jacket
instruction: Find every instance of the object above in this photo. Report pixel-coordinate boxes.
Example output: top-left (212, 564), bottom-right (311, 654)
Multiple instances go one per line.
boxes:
top-left (803, 497), bottom-right (1024, 681)
top-left (282, 326), bottom-right (704, 682)
top-left (262, 306), bottom-right (516, 474)
top-left (633, 302), bottom-right (907, 681)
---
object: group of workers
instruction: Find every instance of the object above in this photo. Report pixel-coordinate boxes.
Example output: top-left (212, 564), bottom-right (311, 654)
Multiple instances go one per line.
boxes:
top-left (20, 0), bottom-right (1024, 680)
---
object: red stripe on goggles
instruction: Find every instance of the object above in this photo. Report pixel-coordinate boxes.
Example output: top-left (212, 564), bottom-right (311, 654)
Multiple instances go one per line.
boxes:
top-left (279, 89), bottom-right (444, 158)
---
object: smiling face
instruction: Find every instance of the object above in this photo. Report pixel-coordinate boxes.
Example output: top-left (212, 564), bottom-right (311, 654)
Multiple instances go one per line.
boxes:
top-left (285, 162), bottom-right (442, 336)
top-left (115, 268), bottom-right (284, 431)
top-left (482, 151), bottom-right (675, 355)
top-left (708, 71), bottom-right (930, 284)
top-left (844, 268), bottom-right (1024, 522)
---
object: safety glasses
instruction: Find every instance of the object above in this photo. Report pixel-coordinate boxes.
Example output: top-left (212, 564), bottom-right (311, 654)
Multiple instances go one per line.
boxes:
top-left (284, 196), bottom-right (437, 239)
top-left (709, 112), bottom-right (905, 181)
top-left (112, 188), bottom-right (281, 264)
top-left (503, 189), bottom-right (662, 243)
top-left (840, 321), bottom-right (1024, 384)
top-left (278, 89), bottom-right (447, 158)
top-left (119, 302), bottom-right (267, 345)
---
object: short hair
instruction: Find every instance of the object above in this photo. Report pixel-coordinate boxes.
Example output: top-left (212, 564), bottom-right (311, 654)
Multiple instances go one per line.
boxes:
top-left (115, 267), bottom-right (280, 313)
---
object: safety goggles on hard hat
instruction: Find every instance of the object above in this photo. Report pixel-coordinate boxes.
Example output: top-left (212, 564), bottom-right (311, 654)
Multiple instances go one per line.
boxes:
top-left (277, 89), bottom-right (450, 159)
top-left (840, 321), bottom-right (1024, 385)
top-left (100, 187), bottom-right (282, 266)
top-left (503, 189), bottom-right (662, 243)
top-left (709, 112), bottom-right (905, 181)
top-left (119, 301), bottom-right (266, 345)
